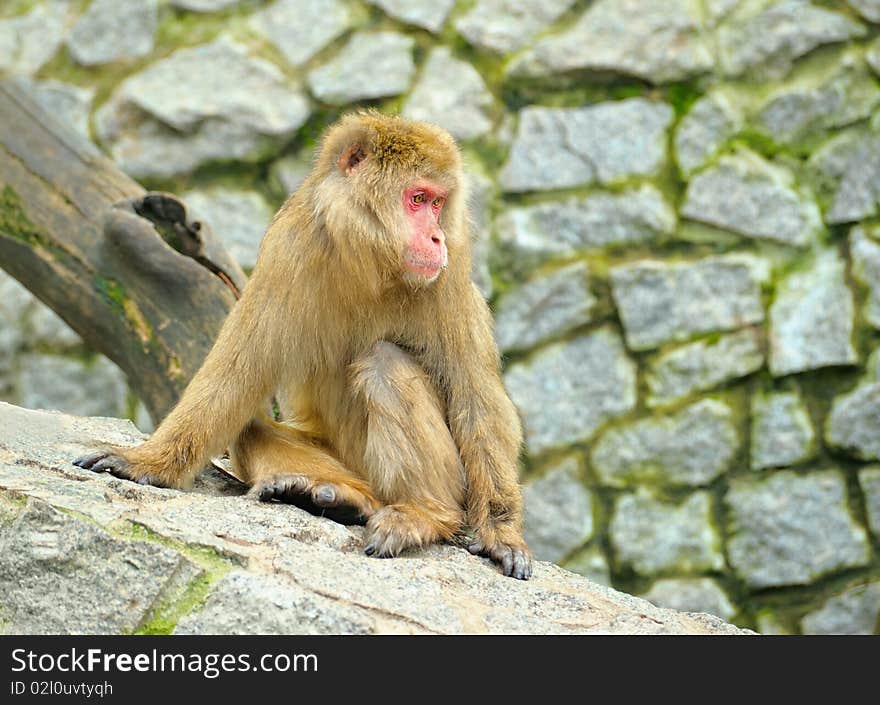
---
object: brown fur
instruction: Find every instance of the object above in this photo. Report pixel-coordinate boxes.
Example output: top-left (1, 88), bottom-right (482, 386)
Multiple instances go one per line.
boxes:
top-left (75, 111), bottom-right (532, 579)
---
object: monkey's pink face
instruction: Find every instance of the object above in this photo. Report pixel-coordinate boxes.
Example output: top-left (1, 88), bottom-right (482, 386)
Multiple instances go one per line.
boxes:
top-left (401, 181), bottom-right (448, 284)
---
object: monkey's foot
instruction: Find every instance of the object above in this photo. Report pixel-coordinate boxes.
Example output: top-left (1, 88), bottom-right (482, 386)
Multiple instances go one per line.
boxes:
top-left (468, 525), bottom-right (533, 580)
top-left (363, 505), bottom-right (450, 558)
top-left (252, 473), bottom-right (376, 525)
top-left (73, 450), bottom-right (168, 487)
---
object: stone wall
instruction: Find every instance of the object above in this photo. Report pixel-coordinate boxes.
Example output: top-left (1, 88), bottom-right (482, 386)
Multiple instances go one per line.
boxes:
top-left (1, 0), bottom-right (878, 634)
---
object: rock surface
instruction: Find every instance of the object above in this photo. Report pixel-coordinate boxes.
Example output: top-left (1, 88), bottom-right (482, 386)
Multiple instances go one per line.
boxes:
top-left (753, 51), bottom-right (880, 146)
top-left (0, 268), bottom-right (81, 358)
top-left (808, 128), bottom-right (880, 224)
top-left (522, 456), bottom-right (593, 564)
top-left (725, 470), bottom-right (870, 589)
top-left (591, 399), bottom-right (739, 488)
top-left (674, 91), bottom-right (743, 176)
top-left (681, 149), bottom-right (822, 246)
top-left (0, 403), bottom-right (747, 635)
top-left (454, 0), bottom-right (575, 55)
top-left (0, 3), bottom-right (73, 76)
top-left (610, 254), bottom-right (767, 351)
top-left (368, 0), bottom-right (454, 33)
top-left (610, 491), bottom-right (725, 576)
top-left (270, 153), bottom-right (312, 197)
top-left (250, 0), bottom-right (355, 68)
top-left (868, 35), bottom-right (880, 75)
top-left (826, 354), bottom-right (880, 461)
top-left (768, 248), bottom-right (857, 376)
top-left (645, 328), bottom-right (764, 407)
top-left (6, 0), bottom-right (880, 634)
top-left (717, 1), bottom-right (865, 79)
top-left (499, 100), bottom-right (674, 192)
top-left (641, 578), bottom-right (737, 621)
top-left (401, 48), bottom-right (494, 141)
top-left (801, 581), bottom-right (880, 635)
top-left (849, 0), bottom-right (880, 22)
top-left (307, 31), bottom-right (415, 105)
top-left (465, 165), bottom-right (495, 299)
top-left (495, 185), bottom-right (676, 265)
top-left (859, 466), bottom-right (880, 539)
top-left (508, 0), bottom-right (714, 83)
top-left (851, 225), bottom-right (880, 329)
top-left (0, 498), bottom-right (202, 635)
top-left (95, 38), bottom-right (310, 178)
top-left (171, 0), bottom-right (240, 10)
top-left (504, 328), bottom-right (637, 455)
top-left (17, 354), bottom-right (128, 419)
top-left (493, 260), bottom-right (596, 353)
top-left (750, 391), bottom-right (816, 470)
top-left (563, 546), bottom-right (611, 586)
top-left (66, 0), bottom-right (158, 66)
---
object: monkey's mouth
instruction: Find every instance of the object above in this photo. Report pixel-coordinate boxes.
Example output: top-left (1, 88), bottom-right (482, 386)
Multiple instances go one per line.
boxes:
top-left (405, 256), bottom-right (446, 281)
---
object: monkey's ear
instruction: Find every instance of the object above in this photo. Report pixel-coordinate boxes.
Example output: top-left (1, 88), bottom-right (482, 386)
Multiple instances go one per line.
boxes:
top-left (337, 144), bottom-right (369, 176)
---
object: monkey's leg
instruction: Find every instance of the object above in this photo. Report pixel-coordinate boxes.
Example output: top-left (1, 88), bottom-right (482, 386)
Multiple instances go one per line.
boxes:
top-left (232, 418), bottom-right (380, 525)
top-left (348, 342), bottom-right (465, 557)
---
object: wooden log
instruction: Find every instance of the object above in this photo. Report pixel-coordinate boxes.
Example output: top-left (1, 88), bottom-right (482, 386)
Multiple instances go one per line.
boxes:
top-left (0, 80), bottom-right (248, 422)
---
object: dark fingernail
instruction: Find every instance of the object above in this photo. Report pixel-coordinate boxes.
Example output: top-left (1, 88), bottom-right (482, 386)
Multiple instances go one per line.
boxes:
top-left (315, 486), bottom-right (335, 505)
top-left (73, 452), bottom-right (103, 469)
top-left (364, 544), bottom-right (375, 556)
top-left (502, 553), bottom-right (513, 576)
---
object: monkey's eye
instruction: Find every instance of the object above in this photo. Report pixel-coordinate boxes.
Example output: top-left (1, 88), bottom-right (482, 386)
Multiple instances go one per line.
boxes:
top-left (411, 192), bottom-right (426, 205)
top-left (432, 196), bottom-right (445, 209)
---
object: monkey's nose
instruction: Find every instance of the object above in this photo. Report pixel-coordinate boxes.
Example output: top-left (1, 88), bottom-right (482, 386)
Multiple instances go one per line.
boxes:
top-left (431, 236), bottom-right (441, 245)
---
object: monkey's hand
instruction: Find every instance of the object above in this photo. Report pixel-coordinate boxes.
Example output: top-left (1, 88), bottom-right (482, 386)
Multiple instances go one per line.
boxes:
top-left (72, 449), bottom-right (181, 488)
top-left (468, 520), bottom-right (533, 580)
top-left (251, 473), bottom-right (377, 526)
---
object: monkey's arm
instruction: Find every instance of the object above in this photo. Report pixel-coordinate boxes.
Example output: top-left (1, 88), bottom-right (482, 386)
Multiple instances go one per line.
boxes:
top-left (431, 283), bottom-right (532, 579)
top-left (74, 272), bottom-right (290, 488)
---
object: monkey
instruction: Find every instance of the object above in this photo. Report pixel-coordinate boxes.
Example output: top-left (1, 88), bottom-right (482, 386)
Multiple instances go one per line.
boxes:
top-left (74, 111), bottom-right (532, 580)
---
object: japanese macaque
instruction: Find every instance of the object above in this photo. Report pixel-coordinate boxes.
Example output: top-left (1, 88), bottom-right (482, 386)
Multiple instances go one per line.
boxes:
top-left (75, 111), bottom-right (532, 579)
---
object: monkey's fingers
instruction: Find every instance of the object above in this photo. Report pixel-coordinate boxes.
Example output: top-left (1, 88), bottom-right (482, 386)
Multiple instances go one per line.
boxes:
top-left (363, 521), bottom-right (403, 558)
top-left (73, 450), bottom-right (111, 470)
top-left (252, 473), bottom-right (309, 501)
top-left (468, 539), bottom-right (533, 581)
top-left (510, 549), bottom-right (532, 581)
top-left (72, 451), bottom-right (153, 486)
top-left (252, 474), bottom-right (373, 525)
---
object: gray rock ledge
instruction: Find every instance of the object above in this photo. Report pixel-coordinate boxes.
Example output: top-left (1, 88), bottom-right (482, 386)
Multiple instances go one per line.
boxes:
top-left (0, 402), bottom-right (747, 635)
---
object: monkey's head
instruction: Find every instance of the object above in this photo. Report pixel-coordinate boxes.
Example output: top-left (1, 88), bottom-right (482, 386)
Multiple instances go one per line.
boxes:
top-left (311, 111), bottom-right (467, 291)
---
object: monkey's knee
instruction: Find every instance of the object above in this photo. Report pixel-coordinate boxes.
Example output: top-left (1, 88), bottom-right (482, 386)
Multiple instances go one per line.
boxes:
top-left (351, 342), bottom-right (453, 436)
top-left (350, 341), bottom-right (464, 507)
top-left (351, 341), bottom-right (435, 411)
